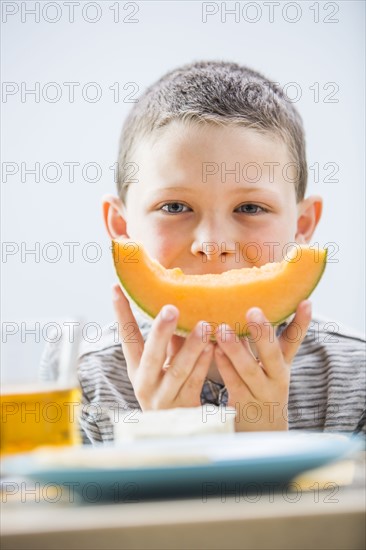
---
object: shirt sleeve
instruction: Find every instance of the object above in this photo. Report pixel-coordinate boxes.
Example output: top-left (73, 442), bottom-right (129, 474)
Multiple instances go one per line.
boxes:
top-left (39, 339), bottom-right (62, 382)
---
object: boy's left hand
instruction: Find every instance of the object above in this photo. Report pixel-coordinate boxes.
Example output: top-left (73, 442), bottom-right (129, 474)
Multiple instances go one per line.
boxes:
top-left (214, 300), bottom-right (312, 432)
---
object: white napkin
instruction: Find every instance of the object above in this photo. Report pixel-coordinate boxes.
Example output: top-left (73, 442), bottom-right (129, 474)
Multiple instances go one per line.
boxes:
top-left (108, 405), bottom-right (236, 441)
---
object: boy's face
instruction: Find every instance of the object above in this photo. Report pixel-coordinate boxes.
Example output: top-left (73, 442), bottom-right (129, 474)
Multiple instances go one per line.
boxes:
top-left (111, 121), bottom-right (319, 274)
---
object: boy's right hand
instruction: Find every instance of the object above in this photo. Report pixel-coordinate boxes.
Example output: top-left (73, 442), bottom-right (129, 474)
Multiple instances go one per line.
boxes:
top-left (112, 284), bottom-right (214, 410)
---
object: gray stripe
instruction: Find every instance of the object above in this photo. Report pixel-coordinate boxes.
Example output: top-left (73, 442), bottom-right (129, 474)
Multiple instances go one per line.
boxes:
top-left (38, 315), bottom-right (366, 442)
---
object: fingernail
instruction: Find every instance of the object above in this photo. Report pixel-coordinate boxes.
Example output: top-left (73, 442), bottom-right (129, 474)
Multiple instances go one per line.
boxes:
top-left (112, 284), bottom-right (121, 301)
top-left (217, 324), bottom-right (235, 343)
top-left (195, 321), bottom-right (206, 338)
top-left (248, 308), bottom-right (264, 323)
top-left (303, 301), bottom-right (312, 316)
top-left (204, 344), bottom-right (212, 353)
top-left (161, 305), bottom-right (177, 322)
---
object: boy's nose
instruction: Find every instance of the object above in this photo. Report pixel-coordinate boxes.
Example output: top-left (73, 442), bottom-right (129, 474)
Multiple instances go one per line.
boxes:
top-left (190, 217), bottom-right (240, 265)
top-left (191, 239), bottom-right (239, 262)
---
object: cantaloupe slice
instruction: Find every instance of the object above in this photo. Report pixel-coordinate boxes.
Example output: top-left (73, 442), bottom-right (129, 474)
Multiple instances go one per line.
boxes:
top-left (112, 238), bottom-right (327, 338)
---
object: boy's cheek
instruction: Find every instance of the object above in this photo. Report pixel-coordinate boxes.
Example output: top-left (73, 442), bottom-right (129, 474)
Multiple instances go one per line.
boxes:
top-left (251, 223), bottom-right (300, 265)
top-left (146, 231), bottom-right (185, 268)
top-left (242, 239), bottom-right (288, 266)
top-left (148, 242), bottom-right (177, 268)
top-left (120, 222), bottom-right (186, 270)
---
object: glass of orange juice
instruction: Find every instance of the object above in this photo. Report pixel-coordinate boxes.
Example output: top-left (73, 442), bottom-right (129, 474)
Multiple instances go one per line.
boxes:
top-left (1, 319), bottom-right (83, 455)
top-left (0, 384), bottom-right (82, 455)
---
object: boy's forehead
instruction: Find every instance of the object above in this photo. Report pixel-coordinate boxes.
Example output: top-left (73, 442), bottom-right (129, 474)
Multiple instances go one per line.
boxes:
top-left (137, 122), bottom-right (291, 169)
top-left (133, 121), bottom-right (294, 192)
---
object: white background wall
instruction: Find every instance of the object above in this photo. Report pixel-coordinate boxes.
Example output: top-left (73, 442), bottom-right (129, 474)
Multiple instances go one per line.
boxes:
top-left (1, 0), bottom-right (365, 383)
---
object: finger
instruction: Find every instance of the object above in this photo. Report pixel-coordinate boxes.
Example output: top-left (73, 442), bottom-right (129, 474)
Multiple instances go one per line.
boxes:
top-left (280, 300), bottom-right (312, 363)
top-left (245, 308), bottom-right (283, 379)
top-left (166, 334), bottom-right (186, 359)
top-left (214, 345), bottom-right (255, 400)
top-left (139, 304), bottom-right (179, 383)
top-left (163, 334), bottom-right (186, 371)
top-left (215, 324), bottom-right (266, 387)
top-left (158, 321), bottom-right (214, 400)
top-left (112, 284), bottom-right (144, 375)
top-left (180, 343), bottom-right (214, 404)
top-left (240, 335), bottom-right (254, 353)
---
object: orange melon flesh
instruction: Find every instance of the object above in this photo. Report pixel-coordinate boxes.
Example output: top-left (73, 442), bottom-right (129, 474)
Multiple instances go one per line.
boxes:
top-left (112, 239), bottom-right (327, 338)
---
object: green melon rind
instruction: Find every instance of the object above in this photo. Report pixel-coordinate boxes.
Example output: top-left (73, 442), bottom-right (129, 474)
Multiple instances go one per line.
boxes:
top-left (115, 248), bottom-right (327, 341)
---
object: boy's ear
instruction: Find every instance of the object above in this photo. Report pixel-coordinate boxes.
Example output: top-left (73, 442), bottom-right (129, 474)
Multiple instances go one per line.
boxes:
top-left (102, 194), bottom-right (129, 239)
top-left (295, 195), bottom-right (323, 244)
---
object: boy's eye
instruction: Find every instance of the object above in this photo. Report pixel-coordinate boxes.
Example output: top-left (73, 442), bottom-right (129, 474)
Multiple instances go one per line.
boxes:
top-left (236, 204), bottom-right (266, 214)
top-left (161, 202), bottom-right (191, 214)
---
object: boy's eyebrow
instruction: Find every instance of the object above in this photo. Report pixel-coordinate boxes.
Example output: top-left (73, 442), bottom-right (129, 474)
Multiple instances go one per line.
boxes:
top-left (149, 186), bottom-right (281, 197)
top-left (150, 186), bottom-right (197, 194)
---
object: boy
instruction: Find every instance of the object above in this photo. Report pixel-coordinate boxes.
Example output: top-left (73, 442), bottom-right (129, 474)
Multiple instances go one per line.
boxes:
top-left (40, 60), bottom-right (365, 442)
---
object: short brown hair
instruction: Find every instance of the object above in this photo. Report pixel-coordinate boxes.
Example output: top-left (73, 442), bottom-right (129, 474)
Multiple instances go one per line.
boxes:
top-left (117, 60), bottom-right (307, 203)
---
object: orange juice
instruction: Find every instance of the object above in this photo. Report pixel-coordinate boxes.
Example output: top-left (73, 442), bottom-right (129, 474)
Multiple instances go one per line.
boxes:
top-left (0, 384), bottom-right (81, 455)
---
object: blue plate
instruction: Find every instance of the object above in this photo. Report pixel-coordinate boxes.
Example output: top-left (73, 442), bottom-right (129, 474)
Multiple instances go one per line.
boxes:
top-left (2, 432), bottom-right (363, 502)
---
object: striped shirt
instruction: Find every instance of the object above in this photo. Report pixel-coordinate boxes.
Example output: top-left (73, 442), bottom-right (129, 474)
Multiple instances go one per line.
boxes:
top-left (39, 305), bottom-right (366, 443)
